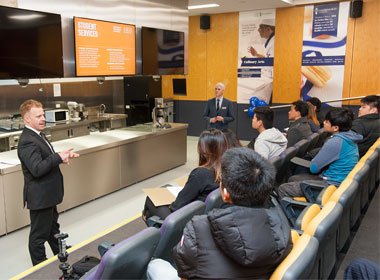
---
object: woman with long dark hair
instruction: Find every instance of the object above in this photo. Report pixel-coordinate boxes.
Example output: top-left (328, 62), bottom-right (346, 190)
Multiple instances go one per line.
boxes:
top-left (142, 128), bottom-right (228, 222)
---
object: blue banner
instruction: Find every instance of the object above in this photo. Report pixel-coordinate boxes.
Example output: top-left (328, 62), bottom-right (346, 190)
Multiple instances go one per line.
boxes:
top-left (240, 57), bottom-right (273, 67)
top-left (302, 55), bottom-right (345, 66)
top-left (237, 68), bottom-right (262, 78)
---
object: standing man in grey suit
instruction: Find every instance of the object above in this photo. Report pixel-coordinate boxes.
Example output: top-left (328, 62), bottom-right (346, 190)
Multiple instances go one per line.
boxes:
top-left (17, 99), bottom-right (79, 265)
top-left (203, 82), bottom-right (235, 130)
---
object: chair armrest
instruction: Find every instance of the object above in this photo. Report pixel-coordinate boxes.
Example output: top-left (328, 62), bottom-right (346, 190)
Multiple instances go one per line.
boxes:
top-left (280, 197), bottom-right (311, 227)
top-left (98, 241), bottom-right (114, 257)
top-left (147, 215), bottom-right (164, 228)
top-left (294, 204), bottom-right (321, 231)
top-left (300, 180), bottom-right (329, 203)
top-left (315, 185), bottom-right (337, 205)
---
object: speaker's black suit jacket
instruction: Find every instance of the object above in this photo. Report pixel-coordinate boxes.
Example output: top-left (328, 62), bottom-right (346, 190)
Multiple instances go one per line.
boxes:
top-left (17, 127), bottom-right (64, 210)
top-left (203, 97), bottom-right (234, 130)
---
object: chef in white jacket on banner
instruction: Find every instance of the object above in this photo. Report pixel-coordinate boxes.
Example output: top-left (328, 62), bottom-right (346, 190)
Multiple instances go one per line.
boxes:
top-left (248, 18), bottom-right (275, 58)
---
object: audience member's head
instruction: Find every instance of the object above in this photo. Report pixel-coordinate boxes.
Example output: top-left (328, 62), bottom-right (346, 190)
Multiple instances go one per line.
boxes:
top-left (221, 128), bottom-right (242, 148)
top-left (307, 101), bottom-right (320, 126)
top-left (220, 147), bottom-right (275, 207)
top-left (288, 100), bottom-right (308, 120)
top-left (308, 97), bottom-right (322, 112)
top-left (252, 106), bottom-right (274, 132)
top-left (324, 108), bottom-right (354, 133)
top-left (198, 128), bottom-right (228, 181)
top-left (358, 95), bottom-right (379, 117)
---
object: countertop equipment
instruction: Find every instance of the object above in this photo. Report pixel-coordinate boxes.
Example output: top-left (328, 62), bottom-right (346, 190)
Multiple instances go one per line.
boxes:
top-left (152, 98), bottom-right (172, 129)
top-left (67, 101), bottom-right (87, 121)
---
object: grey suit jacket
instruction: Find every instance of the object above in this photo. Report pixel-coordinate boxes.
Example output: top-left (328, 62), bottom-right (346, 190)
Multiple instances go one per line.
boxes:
top-left (203, 97), bottom-right (234, 130)
top-left (17, 127), bottom-right (64, 210)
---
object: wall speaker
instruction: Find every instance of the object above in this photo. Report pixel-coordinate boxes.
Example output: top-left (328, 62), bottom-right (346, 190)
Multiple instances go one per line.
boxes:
top-left (350, 0), bottom-right (363, 18)
top-left (200, 15), bottom-right (210, 30)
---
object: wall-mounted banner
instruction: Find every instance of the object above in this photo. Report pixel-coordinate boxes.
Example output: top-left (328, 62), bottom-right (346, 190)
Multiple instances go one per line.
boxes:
top-left (300, 2), bottom-right (349, 107)
top-left (237, 10), bottom-right (276, 104)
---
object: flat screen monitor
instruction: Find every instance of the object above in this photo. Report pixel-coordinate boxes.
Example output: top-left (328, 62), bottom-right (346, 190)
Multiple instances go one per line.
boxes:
top-left (0, 5), bottom-right (64, 79)
top-left (74, 17), bottom-right (136, 77)
top-left (173, 78), bottom-right (186, 95)
top-left (142, 27), bottom-right (184, 75)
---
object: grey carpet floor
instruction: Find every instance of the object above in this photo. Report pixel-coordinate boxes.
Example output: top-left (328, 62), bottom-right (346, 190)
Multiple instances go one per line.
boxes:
top-left (335, 187), bottom-right (380, 279)
top-left (22, 217), bottom-right (147, 279)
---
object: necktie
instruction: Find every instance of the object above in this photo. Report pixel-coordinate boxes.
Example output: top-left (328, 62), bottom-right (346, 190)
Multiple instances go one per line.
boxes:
top-left (216, 99), bottom-right (220, 111)
top-left (40, 132), bottom-right (55, 153)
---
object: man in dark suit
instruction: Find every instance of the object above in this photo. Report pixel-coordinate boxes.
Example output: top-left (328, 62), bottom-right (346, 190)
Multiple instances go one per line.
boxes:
top-left (203, 82), bottom-right (234, 130)
top-left (17, 99), bottom-right (79, 265)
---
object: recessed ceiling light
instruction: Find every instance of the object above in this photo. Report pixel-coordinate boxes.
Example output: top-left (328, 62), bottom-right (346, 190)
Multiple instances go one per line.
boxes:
top-left (188, 4), bottom-right (220, 10)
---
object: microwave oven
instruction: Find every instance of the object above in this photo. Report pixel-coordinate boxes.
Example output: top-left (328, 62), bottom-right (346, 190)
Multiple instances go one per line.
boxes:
top-left (45, 109), bottom-right (70, 123)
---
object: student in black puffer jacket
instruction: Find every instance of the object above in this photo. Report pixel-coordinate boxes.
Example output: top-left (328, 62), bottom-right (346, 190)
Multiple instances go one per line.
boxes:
top-left (147, 147), bottom-right (292, 280)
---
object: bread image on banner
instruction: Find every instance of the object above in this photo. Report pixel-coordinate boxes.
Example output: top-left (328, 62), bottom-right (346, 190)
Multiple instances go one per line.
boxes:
top-left (301, 65), bottom-right (331, 87)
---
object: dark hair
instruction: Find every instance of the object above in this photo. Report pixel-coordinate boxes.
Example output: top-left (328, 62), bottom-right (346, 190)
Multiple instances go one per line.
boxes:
top-left (361, 95), bottom-right (380, 113)
top-left (221, 147), bottom-right (275, 206)
top-left (254, 106), bottom-right (274, 129)
top-left (198, 129), bottom-right (228, 182)
top-left (325, 108), bottom-right (354, 132)
top-left (221, 128), bottom-right (242, 148)
top-left (292, 100), bottom-right (309, 117)
top-left (308, 97), bottom-right (322, 112)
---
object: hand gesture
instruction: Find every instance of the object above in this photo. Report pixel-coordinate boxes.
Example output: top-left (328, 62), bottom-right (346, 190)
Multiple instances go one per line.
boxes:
top-left (59, 148), bottom-right (80, 165)
top-left (216, 116), bottom-right (224, 122)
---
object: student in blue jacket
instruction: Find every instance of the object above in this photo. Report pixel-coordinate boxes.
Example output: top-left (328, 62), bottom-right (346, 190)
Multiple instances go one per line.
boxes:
top-left (278, 107), bottom-right (363, 198)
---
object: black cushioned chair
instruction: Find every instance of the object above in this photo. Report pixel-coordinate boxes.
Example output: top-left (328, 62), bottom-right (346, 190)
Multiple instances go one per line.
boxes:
top-left (360, 149), bottom-right (379, 198)
top-left (81, 227), bottom-right (160, 280)
top-left (276, 147), bottom-right (297, 185)
top-left (153, 200), bottom-right (205, 264)
top-left (315, 128), bottom-right (331, 148)
top-left (306, 132), bottom-right (320, 153)
top-left (270, 234), bottom-right (319, 280)
top-left (204, 188), bottom-right (225, 213)
top-left (304, 201), bottom-right (343, 279)
top-left (294, 139), bottom-right (310, 158)
top-left (347, 162), bottom-right (370, 213)
top-left (328, 178), bottom-right (360, 252)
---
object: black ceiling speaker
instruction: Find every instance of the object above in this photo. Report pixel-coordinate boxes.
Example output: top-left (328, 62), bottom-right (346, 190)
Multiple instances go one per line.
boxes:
top-left (350, 0), bottom-right (363, 18)
top-left (200, 15), bottom-right (210, 30)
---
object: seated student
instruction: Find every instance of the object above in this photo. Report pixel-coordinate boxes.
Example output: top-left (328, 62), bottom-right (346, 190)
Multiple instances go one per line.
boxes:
top-left (278, 108), bottom-right (363, 198)
top-left (351, 95), bottom-right (380, 157)
top-left (221, 128), bottom-right (242, 148)
top-left (308, 97), bottom-right (324, 127)
top-left (307, 101), bottom-right (320, 133)
top-left (147, 148), bottom-right (292, 280)
top-left (286, 100), bottom-right (313, 147)
top-left (251, 106), bottom-right (287, 159)
top-left (142, 128), bottom-right (227, 222)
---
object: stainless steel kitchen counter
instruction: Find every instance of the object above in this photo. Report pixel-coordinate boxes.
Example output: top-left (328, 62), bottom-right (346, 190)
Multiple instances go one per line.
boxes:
top-left (0, 123), bottom-right (188, 234)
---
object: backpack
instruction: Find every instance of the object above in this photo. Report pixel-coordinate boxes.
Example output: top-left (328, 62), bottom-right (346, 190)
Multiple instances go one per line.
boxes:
top-left (71, 255), bottom-right (100, 277)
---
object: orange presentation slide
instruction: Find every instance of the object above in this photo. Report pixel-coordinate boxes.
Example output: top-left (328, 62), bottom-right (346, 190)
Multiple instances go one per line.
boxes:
top-left (74, 17), bottom-right (136, 76)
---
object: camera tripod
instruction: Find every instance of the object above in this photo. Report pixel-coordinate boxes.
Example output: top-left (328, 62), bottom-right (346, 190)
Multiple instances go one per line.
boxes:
top-left (55, 233), bottom-right (73, 280)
